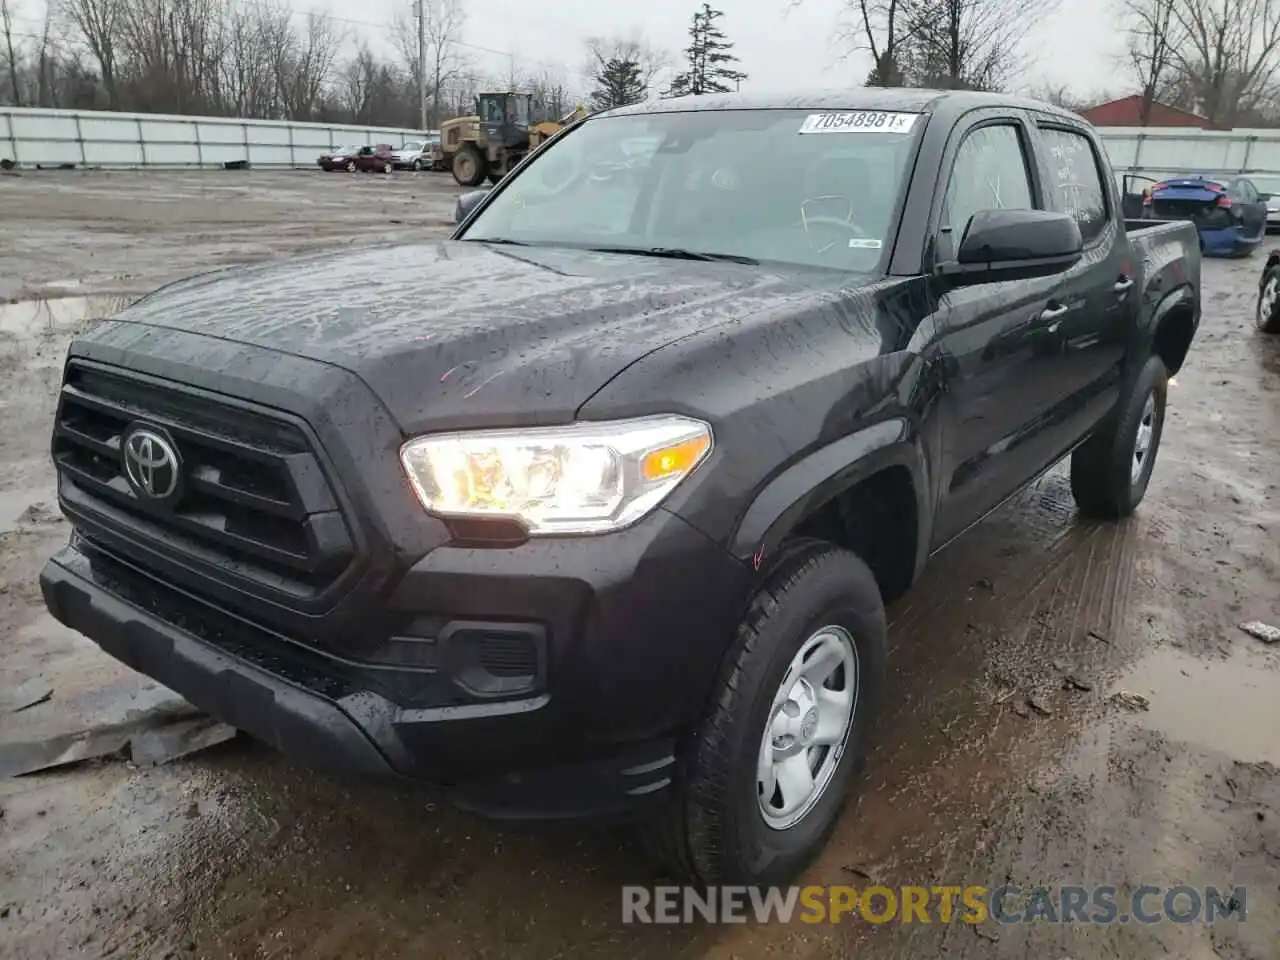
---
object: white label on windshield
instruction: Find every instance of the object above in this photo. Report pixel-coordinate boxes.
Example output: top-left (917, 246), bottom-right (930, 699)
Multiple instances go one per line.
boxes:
top-left (798, 111), bottom-right (918, 134)
top-left (848, 238), bottom-right (883, 249)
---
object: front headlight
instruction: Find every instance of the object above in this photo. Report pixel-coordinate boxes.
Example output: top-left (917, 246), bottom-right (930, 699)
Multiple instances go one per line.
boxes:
top-left (399, 415), bottom-right (713, 534)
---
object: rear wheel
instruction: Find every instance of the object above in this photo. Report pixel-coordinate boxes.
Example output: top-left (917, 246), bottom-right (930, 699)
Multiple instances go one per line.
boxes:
top-left (1257, 264), bottom-right (1280, 333)
top-left (642, 541), bottom-right (886, 885)
top-left (1070, 354), bottom-right (1168, 518)
top-left (383, 161), bottom-right (393, 174)
top-left (452, 144), bottom-right (487, 187)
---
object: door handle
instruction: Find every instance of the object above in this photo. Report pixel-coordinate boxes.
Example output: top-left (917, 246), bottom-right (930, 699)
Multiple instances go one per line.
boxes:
top-left (1114, 276), bottom-right (1134, 295)
top-left (1041, 303), bottom-right (1070, 322)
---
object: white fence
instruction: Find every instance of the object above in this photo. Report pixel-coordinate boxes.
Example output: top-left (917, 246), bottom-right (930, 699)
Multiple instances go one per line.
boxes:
top-left (1101, 126), bottom-right (1280, 184)
top-left (6, 106), bottom-right (1280, 180)
top-left (0, 106), bottom-right (428, 169)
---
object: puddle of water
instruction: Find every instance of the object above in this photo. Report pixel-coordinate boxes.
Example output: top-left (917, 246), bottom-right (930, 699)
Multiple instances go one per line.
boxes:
top-left (0, 295), bottom-right (132, 339)
top-left (1114, 644), bottom-right (1280, 764)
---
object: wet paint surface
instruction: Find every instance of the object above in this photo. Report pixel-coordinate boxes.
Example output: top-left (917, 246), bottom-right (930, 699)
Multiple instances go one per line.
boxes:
top-left (0, 172), bottom-right (1277, 960)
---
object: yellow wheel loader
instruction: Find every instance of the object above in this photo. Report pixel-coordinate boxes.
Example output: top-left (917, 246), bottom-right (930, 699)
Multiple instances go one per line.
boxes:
top-left (437, 93), bottom-right (587, 187)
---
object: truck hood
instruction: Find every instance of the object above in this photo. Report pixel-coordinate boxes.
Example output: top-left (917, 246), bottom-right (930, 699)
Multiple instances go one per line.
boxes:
top-left (108, 240), bottom-right (855, 434)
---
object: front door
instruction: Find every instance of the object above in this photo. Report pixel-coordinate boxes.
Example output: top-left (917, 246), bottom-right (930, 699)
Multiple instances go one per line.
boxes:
top-left (929, 115), bottom-right (1075, 548)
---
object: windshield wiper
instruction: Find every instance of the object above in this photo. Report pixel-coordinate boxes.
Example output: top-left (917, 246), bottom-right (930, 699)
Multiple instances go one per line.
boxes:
top-left (467, 237), bottom-right (531, 247)
top-left (585, 245), bottom-right (759, 265)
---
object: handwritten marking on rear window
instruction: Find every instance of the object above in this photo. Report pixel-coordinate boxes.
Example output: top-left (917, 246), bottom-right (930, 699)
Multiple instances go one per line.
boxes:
top-left (798, 112), bottom-right (918, 135)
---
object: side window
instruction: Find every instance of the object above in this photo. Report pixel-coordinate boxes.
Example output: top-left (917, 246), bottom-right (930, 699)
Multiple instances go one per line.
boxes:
top-left (1039, 126), bottom-right (1109, 245)
top-left (1239, 180), bottom-right (1258, 203)
top-left (943, 124), bottom-right (1035, 246)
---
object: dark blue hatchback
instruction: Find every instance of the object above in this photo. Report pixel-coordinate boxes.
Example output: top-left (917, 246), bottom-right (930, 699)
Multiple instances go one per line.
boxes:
top-left (1134, 174), bottom-right (1269, 256)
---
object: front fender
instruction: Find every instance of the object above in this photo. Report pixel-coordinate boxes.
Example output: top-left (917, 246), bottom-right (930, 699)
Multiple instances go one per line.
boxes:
top-left (730, 417), bottom-right (931, 577)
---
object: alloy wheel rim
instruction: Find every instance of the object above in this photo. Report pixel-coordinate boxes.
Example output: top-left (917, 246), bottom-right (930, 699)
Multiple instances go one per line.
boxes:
top-left (1260, 275), bottom-right (1278, 329)
top-left (1131, 391), bottom-right (1157, 486)
top-left (757, 625), bottom-right (859, 831)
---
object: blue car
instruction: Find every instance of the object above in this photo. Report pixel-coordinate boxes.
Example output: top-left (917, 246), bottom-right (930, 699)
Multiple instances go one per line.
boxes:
top-left (1130, 174), bottom-right (1270, 256)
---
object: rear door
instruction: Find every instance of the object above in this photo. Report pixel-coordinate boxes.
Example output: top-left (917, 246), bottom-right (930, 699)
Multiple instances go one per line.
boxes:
top-left (1234, 178), bottom-right (1267, 240)
top-left (1032, 121), bottom-right (1130, 443)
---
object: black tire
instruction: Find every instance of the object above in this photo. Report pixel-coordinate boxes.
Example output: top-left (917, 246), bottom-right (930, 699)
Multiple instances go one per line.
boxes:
top-left (344, 160), bottom-right (356, 173)
top-left (1257, 264), bottom-right (1280, 333)
top-left (1070, 354), bottom-right (1168, 519)
top-left (413, 158), bottom-right (424, 171)
top-left (452, 144), bottom-right (487, 187)
top-left (383, 161), bottom-right (393, 174)
top-left (643, 540), bottom-right (887, 886)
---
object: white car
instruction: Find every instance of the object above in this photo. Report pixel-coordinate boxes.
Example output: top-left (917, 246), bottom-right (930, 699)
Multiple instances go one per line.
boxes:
top-left (391, 139), bottom-right (439, 171)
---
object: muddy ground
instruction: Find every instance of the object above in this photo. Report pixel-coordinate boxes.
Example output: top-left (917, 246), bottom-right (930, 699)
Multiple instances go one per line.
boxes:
top-left (0, 170), bottom-right (1277, 960)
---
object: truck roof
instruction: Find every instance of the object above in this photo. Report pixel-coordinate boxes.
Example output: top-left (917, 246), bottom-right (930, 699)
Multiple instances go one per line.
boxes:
top-left (604, 88), bottom-right (1083, 125)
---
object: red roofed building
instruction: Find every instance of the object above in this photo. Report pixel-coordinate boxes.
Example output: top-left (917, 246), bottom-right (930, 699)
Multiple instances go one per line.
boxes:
top-left (1079, 95), bottom-right (1217, 129)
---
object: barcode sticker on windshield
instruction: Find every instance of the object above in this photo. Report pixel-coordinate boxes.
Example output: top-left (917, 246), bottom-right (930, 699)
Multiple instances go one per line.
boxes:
top-left (798, 111), bottom-right (918, 134)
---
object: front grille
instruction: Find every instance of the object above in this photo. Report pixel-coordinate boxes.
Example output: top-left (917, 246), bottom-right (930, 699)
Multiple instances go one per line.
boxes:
top-left (53, 360), bottom-right (355, 598)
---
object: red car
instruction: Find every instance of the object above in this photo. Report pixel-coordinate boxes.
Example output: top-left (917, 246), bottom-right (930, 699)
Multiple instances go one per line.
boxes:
top-left (316, 144), bottom-right (395, 173)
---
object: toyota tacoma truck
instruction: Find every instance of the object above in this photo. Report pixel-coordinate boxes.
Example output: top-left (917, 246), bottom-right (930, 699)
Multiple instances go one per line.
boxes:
top-left (40, 90), bottom-right (1201, 886)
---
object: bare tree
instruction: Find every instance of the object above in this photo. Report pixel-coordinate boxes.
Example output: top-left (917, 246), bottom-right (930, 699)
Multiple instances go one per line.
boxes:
top-left (1, 0), bottom-right (23, 105)
top-left (585, 34), bottom-right (668, 92)
top-left (903, 0), bottom-right (1058, 90)
top-left (844, 0), bottom-right (912, 85)
top-left (1122, 0), bottom-right (1184, 123)
top-left (422, 0), bottom-right (465, 127)
top-left (1165, 0), bottom-right (1280, 126)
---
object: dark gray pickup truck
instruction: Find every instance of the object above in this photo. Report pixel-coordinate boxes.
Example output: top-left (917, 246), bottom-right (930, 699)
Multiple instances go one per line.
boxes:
top-left (41, 89), bottom-right (1200, 885)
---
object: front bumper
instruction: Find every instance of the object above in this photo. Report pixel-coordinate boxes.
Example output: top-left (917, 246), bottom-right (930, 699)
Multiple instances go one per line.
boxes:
top-left (41, 502), bottom-right (751, 818)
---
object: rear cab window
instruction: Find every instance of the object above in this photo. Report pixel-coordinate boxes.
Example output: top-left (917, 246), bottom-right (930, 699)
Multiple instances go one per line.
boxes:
top-left (1037, 125), bottom-right (1110, 245)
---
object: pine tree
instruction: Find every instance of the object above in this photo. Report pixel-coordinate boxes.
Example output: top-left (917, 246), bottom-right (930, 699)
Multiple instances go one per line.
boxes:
top-left (589, 56), bottom-right (647, 111)
top-left (665, 3), bottom-right (747, 98)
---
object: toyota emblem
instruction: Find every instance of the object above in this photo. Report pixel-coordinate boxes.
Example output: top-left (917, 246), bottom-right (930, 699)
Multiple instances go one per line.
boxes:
top-left (122, 426), bottom-right (181, 501)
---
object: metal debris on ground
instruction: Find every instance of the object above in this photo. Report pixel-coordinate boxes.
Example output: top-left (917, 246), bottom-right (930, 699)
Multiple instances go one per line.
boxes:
top-left (1238, 621), bottom-right (1280, 644)
top-left (129, 717), bottom-right (237, 767)
top-left (1111, 691), bottom-right (1151, 712)
top-left (2, 677), bottom-right (53, 713)
top-left (1064, 674), bottom-right (1095, 692)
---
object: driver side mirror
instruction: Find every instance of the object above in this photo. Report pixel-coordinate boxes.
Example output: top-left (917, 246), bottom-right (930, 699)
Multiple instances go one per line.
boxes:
top-left (454, 188), bottom-right (490, 224)
top-left (941, 209), bottom-right (1083, 285)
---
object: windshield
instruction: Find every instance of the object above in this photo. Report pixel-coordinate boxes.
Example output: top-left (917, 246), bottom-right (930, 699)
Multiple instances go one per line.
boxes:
top-left (401, 141), bottom-right (424, 151)
top-left (460, 108), bottom-right (923, 271)
top-left (332, 145), bottom-right (359, 155)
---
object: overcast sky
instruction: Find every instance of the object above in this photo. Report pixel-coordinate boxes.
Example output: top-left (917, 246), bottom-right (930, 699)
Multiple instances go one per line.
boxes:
top-left (6, 0), bottom-right (1128, 102)
top-left (401, 0), bottom-right (1126, 101)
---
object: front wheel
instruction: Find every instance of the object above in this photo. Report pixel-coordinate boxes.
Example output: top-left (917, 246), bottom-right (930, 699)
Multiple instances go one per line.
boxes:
top-left (413, 158), bottom-right (424, 171)
top-left (1070, 354), bottom-right (1168, 518)
top-left (452, 144), bottom-right (487, 187)
top-left (643, 541), bottom-right (886, 885)
top-left (344, 160), bottom-right (356, 173)
top-left (1257, 264), bottom-right (1280, 333)
top-left (383, 161), bottom-right (393, 174)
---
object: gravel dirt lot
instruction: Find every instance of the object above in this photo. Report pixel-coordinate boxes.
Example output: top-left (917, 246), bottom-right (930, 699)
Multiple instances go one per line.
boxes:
top-left (0, 170), bottom-right (1277, 960)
